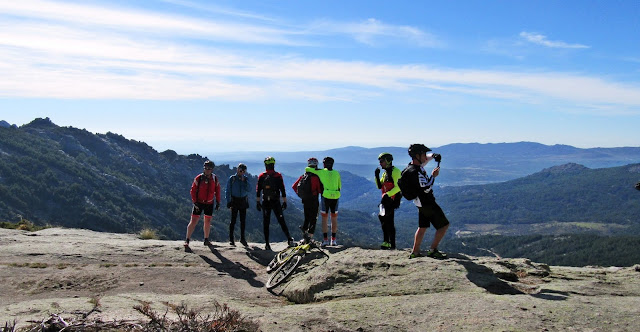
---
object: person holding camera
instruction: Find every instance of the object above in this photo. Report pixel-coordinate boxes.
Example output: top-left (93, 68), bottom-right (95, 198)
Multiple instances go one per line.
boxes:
top-left (226, 163), bottom-right (250, 246)
top-left (404, 144), bottom-right (449, 259)
top-left (375, 152), bottom-right (402, 250)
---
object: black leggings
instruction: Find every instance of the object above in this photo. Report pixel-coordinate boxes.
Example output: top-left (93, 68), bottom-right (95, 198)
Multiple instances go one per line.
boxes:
top-left (302, 199), bottom-right (319, 235)
top-left (230, 207), bottom-right (246, 241)
top-left (378, 199), bottom-right (396, 248)
top-left (262, 200), bottom-right (291, 243)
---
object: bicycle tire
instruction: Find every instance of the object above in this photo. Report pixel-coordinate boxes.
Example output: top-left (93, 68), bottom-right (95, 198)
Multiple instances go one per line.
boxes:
top-left (265, 253), bottom-right (303, 290)
top-left (266, 247), bottom-right (297, 273)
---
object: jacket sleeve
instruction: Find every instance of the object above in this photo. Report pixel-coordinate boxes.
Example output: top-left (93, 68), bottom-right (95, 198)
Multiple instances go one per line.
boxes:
top-left (190, 175), bottom-right (199, 203)
top-left (215, 176), bottom-right (221, 203)
top-left (225, 176), bottom-right (232, 203)
top-left (256, 174), bottom-right (263, 198)
top-left (292, 176), bottom-right (301, 194)
top-left (278, 173), bottom-right (287, 197)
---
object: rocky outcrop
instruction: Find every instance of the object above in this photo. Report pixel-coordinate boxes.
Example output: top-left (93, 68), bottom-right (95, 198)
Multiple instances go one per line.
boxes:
top-left (1, 227), bottom-right (639, 331)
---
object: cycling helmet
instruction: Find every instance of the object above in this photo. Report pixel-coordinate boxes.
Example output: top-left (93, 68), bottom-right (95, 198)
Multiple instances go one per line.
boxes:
top-left (323, 156), bottom-right (334, 167)
top-left (408, 144), bottom-right (431, 159)
top-left (307, 157), bottom-right (319, 167)
top-left (378, 152), bottom-right (393, 163)
top-left (264, 156), bottom-right (276, 165)
top-left (203, 160), bottom-right (215, 169)
top-left (636, 181), bottom-right (640, 191)
top-left (237, 163), bottom-right (247, 171)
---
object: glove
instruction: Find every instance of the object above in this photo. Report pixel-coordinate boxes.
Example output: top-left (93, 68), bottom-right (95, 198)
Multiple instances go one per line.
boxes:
top-left (226, 202), bottom-right (232, 209)
top-left (282, 202), bottom-right (287, 210)
top-left (256, 202), bottom-right (262, 211)
top-left (215, 202), bottom-right (220, 211)
top-left (374, 168), bottom-right (380, 177)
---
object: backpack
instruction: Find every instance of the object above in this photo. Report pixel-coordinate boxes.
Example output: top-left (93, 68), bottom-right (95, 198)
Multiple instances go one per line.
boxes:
top-left (296, 173), bottom-right (314, 201)
top-left (398, 166), bottom-right (418, 200)
top-left (261, 173), bottom-right (279, 199)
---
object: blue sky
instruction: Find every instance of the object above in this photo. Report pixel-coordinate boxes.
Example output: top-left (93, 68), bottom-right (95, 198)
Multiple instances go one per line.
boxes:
top-left (1, 0), bottom-right (639, 154)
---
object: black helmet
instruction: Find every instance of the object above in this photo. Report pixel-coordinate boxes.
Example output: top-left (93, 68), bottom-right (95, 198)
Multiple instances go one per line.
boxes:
top-left (636, 181), bottom-right (640, 191)
top-left (307, 157), bottom-right (319, 167)
top-left (203, 160), bottom-right (215, 169)
top-left (323, 156), bottom-right (334, 167)
top-left (408, 144), bottom-right (431, 159)
top-left (237, 163), bottom-right (247, 171)
top-left (378, 152), bottom-right (393, 163)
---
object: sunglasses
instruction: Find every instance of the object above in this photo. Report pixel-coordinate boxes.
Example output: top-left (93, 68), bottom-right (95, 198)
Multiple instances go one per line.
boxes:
top-left (204, 167), bottom-right (213, 170)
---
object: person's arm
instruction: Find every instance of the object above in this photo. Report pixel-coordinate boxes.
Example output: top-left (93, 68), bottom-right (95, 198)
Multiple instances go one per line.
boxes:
top-left (225, 176), bottom-right (232, 203)
top-left (292, 176), bottom-right (302, 194)
top-left (190, 175), bottom-right (198, 203)
top-left (215, 176), bottom-right (221, 204)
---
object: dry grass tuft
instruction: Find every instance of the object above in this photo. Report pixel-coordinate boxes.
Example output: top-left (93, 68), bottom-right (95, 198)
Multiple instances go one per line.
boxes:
top-left (138, 228), bottom-right (158, 240)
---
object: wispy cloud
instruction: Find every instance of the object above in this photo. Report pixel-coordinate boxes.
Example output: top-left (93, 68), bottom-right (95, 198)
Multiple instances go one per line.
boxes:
top-left (316, 18), bottom-right (442, 47)
top-left (1, 0), bottom-right (638, 115)
top-left (519, 31), bottom-right (589, 49)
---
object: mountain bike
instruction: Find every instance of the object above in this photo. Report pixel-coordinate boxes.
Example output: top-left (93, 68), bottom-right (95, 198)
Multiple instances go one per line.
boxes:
top-left (265, 240), bottom-right (328, 290)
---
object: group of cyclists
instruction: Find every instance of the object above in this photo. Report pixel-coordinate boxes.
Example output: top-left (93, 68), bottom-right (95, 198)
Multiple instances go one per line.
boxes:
top-left (184, 143), bottom-right (450, 259)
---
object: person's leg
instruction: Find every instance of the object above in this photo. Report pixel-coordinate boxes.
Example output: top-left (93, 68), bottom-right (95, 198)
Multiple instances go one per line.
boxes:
top-left (230, 208), bottom-right (238, 242)
top-left (412, 227), bottom-right (427, 254)
top-left (308, 200), bottom-right (319, 237)
top-left (388, 207), bottom-right (396, 249)
top-left (411, 207), bottom-right (431, 255)
top-left (272, 202), bottom-right (291, 240)
top-left (186, 214), bottom-right (200, 241)
top-left (431, 224), bottom-right (449, 250)
top-left (429, 203), bottom-right (450, 251)
top-left (203, 215), bottom-right (212, 239)
top-left (239, 208), bottom-right (247, 242)
top-left (262, 205), bottom-right (271, 245)
top-left (379, 214), bottom-right (387, 244)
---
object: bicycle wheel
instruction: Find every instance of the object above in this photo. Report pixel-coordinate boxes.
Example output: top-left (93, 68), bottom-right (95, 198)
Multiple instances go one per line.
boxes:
top-left (265, 253), bottom-right (303, 290)
top-left (266, 247), bottom-right (297, 273)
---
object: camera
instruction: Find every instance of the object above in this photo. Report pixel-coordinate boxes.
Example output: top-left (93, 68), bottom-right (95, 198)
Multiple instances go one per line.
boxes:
top-left (432, 153), bottom-right (442, 163)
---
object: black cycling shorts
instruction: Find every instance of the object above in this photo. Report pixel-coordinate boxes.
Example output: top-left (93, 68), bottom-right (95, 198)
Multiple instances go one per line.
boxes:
top-left (192, 202), bottom-right (214, 216)
top-left (321, 197), bottom-right (339, 214)
top-left (418, 203), bottom-right (449, 229)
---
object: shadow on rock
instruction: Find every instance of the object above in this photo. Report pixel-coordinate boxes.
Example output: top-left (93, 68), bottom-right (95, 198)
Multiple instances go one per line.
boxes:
top-left (197, 247), bottom-right (264, 288)
top-left (455, 257), bottom-right (524, 295)
top-left (531, 289), bottom-right (570, 301)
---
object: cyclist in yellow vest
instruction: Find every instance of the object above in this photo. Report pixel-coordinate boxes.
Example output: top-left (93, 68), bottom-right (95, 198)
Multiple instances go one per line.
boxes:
top-left (307, 156), bottom-right (341, 246)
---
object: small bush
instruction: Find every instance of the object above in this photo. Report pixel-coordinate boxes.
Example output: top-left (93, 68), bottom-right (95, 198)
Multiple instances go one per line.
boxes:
top-left (139, 228), bottom-right (158, 240)
top-left (0, 219), bottom-right (48, 232)
top-left (13, 300), bottom-right (259, 331)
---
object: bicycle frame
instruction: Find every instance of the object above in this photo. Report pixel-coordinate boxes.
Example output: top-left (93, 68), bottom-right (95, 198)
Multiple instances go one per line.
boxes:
top-left (265, 241), bottom-right (328, 290)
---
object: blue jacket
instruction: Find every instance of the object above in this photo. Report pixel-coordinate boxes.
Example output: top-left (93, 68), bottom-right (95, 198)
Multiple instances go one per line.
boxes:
top-left (226, 174), bottom-right (250, 203)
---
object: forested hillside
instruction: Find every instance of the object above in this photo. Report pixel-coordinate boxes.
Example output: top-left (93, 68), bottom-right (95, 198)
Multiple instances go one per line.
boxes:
top-left (0, 118), bottom-right (377, 243)
top-left (2, 118), bottom-right (640, 266)
top-left (439, 163), bottom-right (640, 229)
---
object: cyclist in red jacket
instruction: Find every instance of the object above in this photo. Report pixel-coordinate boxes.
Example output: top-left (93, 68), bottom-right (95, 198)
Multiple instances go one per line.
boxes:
top-left (184, 160), bottom-right (221, 248)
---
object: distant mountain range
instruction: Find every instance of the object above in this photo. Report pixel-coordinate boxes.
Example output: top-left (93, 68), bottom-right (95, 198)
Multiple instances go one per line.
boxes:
top-left (210, 143), bottom-right (640, 186)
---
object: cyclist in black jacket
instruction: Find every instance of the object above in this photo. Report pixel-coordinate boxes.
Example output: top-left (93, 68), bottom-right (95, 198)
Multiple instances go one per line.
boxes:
top-left (404, 144), bottom-right (449, 259)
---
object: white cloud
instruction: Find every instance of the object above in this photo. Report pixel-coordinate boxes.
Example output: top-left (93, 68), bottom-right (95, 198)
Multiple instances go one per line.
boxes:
top-left (1, 0), bottom-right (638, 115)
top-left (519, 32), bottom-right (589, 49)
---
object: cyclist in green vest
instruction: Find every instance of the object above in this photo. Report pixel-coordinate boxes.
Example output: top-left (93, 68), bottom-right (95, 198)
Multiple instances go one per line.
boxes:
top-left (375, 152), bottom-right (402, 250)
top-left (308, 156), bottom-right (341, 246)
